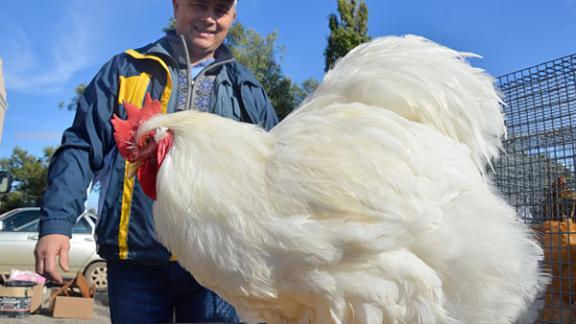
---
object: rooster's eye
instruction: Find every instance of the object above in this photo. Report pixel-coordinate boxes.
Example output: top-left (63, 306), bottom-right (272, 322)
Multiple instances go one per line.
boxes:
top-left (141, 136), bottom-right (152, 147)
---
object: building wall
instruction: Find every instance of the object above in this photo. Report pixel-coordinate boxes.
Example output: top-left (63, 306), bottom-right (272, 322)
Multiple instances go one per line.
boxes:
top-left (0, 57), bottom-right (6, 143)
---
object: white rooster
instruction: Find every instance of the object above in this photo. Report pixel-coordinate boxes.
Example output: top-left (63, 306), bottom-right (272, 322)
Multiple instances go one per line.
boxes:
top-left (111, 35), bottom-right (547, 323)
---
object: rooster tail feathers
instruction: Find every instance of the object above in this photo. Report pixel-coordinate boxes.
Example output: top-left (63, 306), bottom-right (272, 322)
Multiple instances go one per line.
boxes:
top-left (302, 35), bottom-right (505, 172)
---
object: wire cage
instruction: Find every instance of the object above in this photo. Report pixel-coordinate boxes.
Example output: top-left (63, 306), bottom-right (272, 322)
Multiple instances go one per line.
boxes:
top-left (493, 53), bottom-right (576, 322)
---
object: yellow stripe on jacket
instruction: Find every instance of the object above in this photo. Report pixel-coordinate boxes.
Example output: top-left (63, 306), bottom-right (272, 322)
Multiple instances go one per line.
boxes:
top-left (117, 50), bottom-right (172, 260)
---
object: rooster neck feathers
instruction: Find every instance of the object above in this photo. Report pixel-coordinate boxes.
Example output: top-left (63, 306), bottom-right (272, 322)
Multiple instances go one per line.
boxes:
top-left (143, 111), bottom-right (275, 220)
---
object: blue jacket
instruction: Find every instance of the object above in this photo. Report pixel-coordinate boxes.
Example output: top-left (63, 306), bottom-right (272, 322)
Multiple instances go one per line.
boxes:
top-left (39, 32), bottom-right (278, 262)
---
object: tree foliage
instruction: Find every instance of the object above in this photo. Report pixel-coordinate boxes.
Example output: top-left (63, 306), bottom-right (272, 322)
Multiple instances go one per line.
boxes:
top-left (324, 0), bottom-right (370, 71)
top-left (291, 78), bottom-right (320, 106)
top-left (0, 147), bottom-right (55, 214)
top-left (58, 83), bottom-right (86, 111)
top-left (164, 17), bottom-right (176, 33)
top-left (226, 22), bottom-right (317, 119)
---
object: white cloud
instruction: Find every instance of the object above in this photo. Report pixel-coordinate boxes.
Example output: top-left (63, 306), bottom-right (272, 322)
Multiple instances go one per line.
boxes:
top-left (2, 0), bottom-right (94, 94)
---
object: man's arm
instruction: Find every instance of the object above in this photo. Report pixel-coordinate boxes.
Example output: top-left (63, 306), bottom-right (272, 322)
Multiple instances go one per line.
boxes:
top-left (255, 88), bottom-right (279, 131)
top-left (239, 82), bottom-right (279, 130)
top-left (35, 59), bottom-right (119, 283)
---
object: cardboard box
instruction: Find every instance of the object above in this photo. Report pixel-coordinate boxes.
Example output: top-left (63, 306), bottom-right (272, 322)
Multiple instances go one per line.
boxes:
top-left (0, 281), bottom-right (43, 317)
top-left (51, 295), bottom-right (94, 319)
top-left (29, 283), bottom-right (44, 313)
top-left (49, 272), bottom-right (95, 319)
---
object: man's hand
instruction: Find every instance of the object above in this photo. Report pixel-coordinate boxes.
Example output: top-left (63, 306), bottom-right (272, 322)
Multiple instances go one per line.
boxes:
top-left (34, 234), bottom-right (70, 283)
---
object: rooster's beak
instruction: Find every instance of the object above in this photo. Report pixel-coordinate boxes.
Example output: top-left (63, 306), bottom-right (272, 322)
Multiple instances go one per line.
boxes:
top-left (126, 160), bottom-right (143, 179)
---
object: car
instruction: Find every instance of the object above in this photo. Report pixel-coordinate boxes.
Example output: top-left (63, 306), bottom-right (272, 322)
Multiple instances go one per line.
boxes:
top-left (0, 207), bottom-right (107, 291)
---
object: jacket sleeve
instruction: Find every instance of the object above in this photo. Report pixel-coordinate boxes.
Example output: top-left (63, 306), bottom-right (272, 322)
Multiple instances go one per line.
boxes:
top-left (240, 82), bottom-right (279, 131)
top-left (39, 58), bottom-right (120, 238)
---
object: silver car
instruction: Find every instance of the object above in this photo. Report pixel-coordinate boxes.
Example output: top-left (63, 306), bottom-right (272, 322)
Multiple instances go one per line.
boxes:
top-left (0, 207), bottom-right (107, 290)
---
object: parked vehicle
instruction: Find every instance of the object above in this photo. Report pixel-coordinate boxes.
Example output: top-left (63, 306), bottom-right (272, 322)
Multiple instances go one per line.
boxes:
top-left (0, 207), bottom-right (107, 291)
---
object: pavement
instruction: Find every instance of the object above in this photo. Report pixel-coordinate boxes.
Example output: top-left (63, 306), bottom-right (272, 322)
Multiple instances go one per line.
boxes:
top-left (0, 291), bottom-right (110, 324)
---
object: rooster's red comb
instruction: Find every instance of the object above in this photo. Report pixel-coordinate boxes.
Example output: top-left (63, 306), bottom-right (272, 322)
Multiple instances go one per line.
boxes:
top-left (111, 93), bottom-right (163, 161)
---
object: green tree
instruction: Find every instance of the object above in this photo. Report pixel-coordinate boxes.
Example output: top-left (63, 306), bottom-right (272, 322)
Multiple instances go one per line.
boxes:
top-left (291, 78), bottom-right (320, 107)
top-left (226, 22), bottom-right (317, 119)
top-left (164, 18), bottom-right (176, 33)
top-left (324, 0), bottom-right (370, 71)
top-left (0, 147), bottom-right (55, 214)
top-left (58, 83), bottom-right (86, 111)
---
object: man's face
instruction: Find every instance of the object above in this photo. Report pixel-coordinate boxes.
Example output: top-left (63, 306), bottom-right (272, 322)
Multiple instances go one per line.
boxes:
top-left (173, 0), bottom-right (237, 60)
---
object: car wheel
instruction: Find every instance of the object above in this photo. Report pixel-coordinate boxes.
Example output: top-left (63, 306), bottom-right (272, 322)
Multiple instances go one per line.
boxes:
top-left (83, 261), bottom-right (108, 291)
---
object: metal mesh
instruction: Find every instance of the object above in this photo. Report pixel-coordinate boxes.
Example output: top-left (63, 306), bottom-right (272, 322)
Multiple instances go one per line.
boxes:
top-left (493, 53), bottom-right (576, 322)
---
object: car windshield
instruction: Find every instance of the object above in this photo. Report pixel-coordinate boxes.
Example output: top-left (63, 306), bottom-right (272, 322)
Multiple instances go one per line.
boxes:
top-left (1, 209), bottom-right (93, 234)
top-left (1, 210), bottom-right (40, 232)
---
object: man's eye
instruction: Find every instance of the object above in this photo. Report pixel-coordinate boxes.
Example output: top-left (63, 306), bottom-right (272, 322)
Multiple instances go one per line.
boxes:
top-left (190, 3), bottom-right (207, 10)
top-left (215, 7), bottom-right (229, 15)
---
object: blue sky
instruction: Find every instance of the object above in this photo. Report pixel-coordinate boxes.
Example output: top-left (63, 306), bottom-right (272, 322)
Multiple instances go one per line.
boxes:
top-left (0, 0), bottom-right (575, 209)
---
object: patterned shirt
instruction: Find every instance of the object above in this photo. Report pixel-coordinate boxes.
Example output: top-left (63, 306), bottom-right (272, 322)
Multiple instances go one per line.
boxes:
top-left (191, 58), bottom-right (215, 112)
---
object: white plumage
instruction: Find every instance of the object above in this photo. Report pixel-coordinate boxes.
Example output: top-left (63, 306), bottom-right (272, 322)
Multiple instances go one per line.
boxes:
top-left (126, 35), bottom-right (547, 323)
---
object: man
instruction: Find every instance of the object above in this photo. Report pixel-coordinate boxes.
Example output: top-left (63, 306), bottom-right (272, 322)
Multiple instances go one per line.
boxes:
top-left (34, 0), bottom-right (278, 322)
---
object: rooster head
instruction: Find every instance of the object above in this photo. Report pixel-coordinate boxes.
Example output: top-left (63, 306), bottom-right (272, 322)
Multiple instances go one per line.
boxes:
top-left (111, 93), bottom-right (173, 200)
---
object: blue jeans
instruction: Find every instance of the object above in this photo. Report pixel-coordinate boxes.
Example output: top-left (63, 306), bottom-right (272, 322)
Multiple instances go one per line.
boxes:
top-left (106, 260), bottom-right (239, 323)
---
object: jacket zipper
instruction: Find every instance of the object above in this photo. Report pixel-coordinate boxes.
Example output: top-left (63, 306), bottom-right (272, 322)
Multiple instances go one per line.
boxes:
top-left (177, 35), bottom-right (235, 111)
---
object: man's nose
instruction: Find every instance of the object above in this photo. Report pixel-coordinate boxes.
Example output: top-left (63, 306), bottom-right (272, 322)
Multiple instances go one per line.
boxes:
top-left (199, 8), bottom-right (220, 23)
